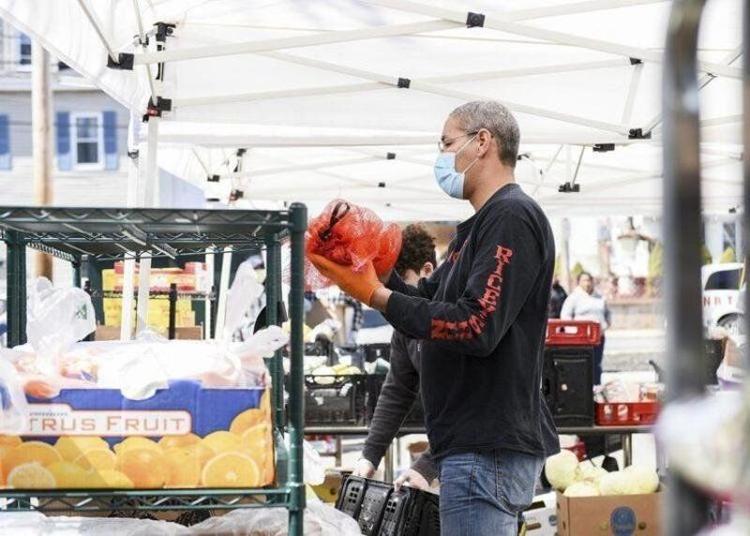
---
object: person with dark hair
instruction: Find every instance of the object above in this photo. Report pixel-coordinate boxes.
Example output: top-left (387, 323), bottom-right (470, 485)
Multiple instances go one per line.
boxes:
top-left (548, 277), bottom-right (568, 319)
top-left (310, 100), bottom-right (559, 535)
top-left (354, 224), bottom-right (439, 488)
top-left (560, 271), bottom-right (611, 384)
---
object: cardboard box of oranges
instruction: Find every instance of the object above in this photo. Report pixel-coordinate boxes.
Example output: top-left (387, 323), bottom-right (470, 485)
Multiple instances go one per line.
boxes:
top-left (0, 381), bottom-right (274, 490)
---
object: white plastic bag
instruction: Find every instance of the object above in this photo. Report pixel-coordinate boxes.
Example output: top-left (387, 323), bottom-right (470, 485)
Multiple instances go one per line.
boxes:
top-left (224, 260), bottom-right (266, 342)
top-left (26, 277), bottom-right (95, 358)
top-left (189, 502), bottom-right (361, 536)
top-left (0, 355), bottom-right (29, 434)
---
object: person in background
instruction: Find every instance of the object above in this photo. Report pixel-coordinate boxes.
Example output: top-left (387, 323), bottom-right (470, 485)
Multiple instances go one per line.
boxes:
top-left (548, 277), bottom-right (567, 319)
top-left (353, 224), bottom-right (439, 489)
top-left (560, 271), bottom-right (611, 384)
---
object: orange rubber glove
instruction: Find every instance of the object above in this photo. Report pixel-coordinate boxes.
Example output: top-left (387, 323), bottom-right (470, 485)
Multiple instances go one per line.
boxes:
top-left (308, 253), bottom-right (383, 306)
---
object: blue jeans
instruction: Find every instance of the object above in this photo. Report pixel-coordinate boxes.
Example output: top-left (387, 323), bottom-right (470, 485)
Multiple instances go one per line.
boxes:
top-left (439, 449), bottom-right (543, 536)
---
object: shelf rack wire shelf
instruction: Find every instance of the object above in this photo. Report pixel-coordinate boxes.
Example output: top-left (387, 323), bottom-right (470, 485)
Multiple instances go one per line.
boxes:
top-left (0, 204), bottom-right (307, 535)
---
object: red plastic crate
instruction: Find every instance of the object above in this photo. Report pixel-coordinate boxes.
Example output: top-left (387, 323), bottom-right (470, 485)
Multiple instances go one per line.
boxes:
top-left (546, 320), bottom-right (601, 346)
top-left (595, 401), bottom-right (659, 426)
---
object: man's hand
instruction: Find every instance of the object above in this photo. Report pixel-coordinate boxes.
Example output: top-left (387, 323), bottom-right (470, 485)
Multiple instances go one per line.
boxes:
top-left (393, 468), bottom-right (431, 491)
top-left (308, 253), bottom-right (384, 307)
top-left (353, 458), bottom-right (376, 478)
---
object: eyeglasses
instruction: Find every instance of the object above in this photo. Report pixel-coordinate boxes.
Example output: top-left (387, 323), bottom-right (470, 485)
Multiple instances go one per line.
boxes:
top-left (437, 130), bottom-right (479, 152)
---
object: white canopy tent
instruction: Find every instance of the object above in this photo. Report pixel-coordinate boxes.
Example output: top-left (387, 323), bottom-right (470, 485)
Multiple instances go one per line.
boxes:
top-left (0, 0), bottom-right (743, 220)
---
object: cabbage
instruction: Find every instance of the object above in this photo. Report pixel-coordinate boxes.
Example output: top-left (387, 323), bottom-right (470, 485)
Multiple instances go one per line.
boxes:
top-left (563, 482), bottom-right (600, 497)
top-left (623, 465), bottom-right (660, 494)
top-left (598, 467), bottom-right (659, 496)
top-left (576, 463), bottom-right (607, 485)
top-left (545, 450), bottom-right (579, 491)
top-left (598, 471), bottom-right (629, 495)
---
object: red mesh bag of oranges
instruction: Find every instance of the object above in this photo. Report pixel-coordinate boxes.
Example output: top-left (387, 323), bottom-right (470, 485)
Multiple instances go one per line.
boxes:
top-left (305, 200), bottom-right (402, 290)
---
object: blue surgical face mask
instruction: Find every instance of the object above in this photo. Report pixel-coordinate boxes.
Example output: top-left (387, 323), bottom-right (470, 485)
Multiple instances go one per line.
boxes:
top-left (434, 135), bottom-right (479, 199)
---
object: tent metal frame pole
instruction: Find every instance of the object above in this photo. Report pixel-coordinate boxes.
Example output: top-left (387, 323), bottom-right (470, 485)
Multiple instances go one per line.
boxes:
top-left (644, 45), bottom-right (743, 133)
top-left (621, 62), bottom-right (644, 127)
top-left (131, 0), bottom-right (159, 106)
top-left (158, 133), bottom-right (436, 147)
top-left (175, 82), bottom-right (385, 108)
top-left (424, 59), bottom-right (627, 84)
top-left (225, 156), bottom-right (380, 180)
top-left (132, 20), bottom-right (459, 65)
top-left (662, 0), bottom-right (713, 534)
top-left (505, 0), bottom-right (668, 22)
top-left (365, 0), bottom-right (741, 79)
top-left (175, 60), bottom-right (628, 109)
top-left (75, 0), bottom-right (118, 64)
top-left (263, 51), bottom-right (627, 134)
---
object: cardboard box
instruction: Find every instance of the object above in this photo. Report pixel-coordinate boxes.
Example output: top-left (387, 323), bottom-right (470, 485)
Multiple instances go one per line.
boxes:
top-left (2, 381), bottom-right (273, 490)
top-left (522, 501), bottom-right (557, 536)
top-left (556, 490), bottom-right (662, 536)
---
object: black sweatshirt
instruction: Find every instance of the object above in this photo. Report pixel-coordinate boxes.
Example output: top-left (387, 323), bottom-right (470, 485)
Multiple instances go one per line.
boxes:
top-left (361, 330), bottom-right (439, 482)
top-left (383, 183), bottom-right (560, 460)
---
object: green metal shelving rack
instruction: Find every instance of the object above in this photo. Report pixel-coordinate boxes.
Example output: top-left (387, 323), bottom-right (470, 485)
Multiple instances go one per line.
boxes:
top-left (0, 204), bottom-right (307, 534)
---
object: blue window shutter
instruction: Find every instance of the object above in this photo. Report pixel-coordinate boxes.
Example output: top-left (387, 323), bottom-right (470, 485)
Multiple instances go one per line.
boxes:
top-left (103, 110), bottom-right (118, 170)
top-left (0, 115), bottom-right (10, 170)
top-left (56, 111), bottom-right (71, 171)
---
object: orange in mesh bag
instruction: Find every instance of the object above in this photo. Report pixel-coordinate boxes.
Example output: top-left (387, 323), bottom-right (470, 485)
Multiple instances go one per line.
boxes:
top-left (305, 200), bottom-right (402, 290)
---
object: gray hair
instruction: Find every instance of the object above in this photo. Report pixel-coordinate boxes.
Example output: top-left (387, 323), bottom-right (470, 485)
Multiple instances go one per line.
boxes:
top-left (449, 101), bottom-right (520, 168)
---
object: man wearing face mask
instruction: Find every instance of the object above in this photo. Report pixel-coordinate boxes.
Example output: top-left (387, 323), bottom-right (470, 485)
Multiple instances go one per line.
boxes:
top-left (310, 101), bottom-right (559, 535)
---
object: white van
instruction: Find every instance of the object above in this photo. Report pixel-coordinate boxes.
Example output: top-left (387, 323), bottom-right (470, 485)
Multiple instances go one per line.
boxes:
top-left (702, 262), bottom-right (744, 334)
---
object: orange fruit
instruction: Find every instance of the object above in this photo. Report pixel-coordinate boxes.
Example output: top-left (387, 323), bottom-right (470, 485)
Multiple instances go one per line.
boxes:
top-left (241, 423), bottom-right (272, 454)
top-left (158, 433), bottom-right (200, 450)
top-left (7, 462), bottom-right (56, 489)
top-left (260, 390), bottom-right (271, 417)
top-left (74, 448), bottom-right (116, 471)
top-left (229, 409), bottom-right (266, 435)
top-left (164, 447), bottom-right (201, 487)
top-left (113, 436), bottom-right (161, 455)
top-left (91, 469), bottom-right (134, 489)
top-left (201, 452), bottom-right (261, 487)
top-left (4, 441), bottom-right (61, 479)
top-left (202, 431), bottom-right (241, 455)
top-left (47, 461), bottom-right (90, 488)
top-left (180, 443), bottom-right (215, 468)
top-left (55, 436), bottom-right (108, 462)
top-left (117, 448), bottom-right (168, 488)
top-left (0, 436), bottom-right (22, 448)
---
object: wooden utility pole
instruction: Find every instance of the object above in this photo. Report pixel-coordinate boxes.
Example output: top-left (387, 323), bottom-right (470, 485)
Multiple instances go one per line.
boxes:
top-left (32, 39), bottom-right (53, 279)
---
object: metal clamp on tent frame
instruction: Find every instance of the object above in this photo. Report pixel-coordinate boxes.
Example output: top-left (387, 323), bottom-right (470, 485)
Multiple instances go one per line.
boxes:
top-left (466, 11), bottom-right (485, 28)
top-left (106, 52), bottom-right (135, 70)
top-left (145, 96), bottom-right (173, 119)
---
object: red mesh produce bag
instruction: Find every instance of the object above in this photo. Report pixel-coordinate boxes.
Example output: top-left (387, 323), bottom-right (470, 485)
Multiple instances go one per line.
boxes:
top-left (305, 200), bottom-right (402, 290)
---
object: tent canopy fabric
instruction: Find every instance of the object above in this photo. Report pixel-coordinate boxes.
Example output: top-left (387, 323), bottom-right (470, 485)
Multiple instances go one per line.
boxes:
top-left (0, 0), bottom-right (742, 219)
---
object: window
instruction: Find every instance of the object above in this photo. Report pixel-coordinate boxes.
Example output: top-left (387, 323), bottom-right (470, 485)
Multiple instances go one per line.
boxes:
top-left (723, 222), bottom-right (737, 251)
top-left (18, 33), bottom-right (32, 69)
top-left (71, 113), bottom-right (104, 168)
top-left (705, 268), bottom-right (741, 291)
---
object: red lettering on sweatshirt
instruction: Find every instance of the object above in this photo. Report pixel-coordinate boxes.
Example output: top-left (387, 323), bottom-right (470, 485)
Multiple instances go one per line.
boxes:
top-left (430, 245), bottom-right (513, 340)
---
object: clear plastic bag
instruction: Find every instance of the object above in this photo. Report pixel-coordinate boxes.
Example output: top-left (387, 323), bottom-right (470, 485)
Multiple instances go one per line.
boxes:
top-left (190, 501), bottom-right (361, 536)
top-left (0, 355), bottom-right (29, 434)
top-left (305, 199), bottom-right (402, 290)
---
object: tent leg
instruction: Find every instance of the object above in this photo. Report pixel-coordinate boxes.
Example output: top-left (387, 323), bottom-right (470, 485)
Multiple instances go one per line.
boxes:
top-left (135, 117), bottom-right (159, 333)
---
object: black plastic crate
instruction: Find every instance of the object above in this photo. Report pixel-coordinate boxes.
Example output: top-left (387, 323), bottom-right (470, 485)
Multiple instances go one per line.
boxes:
top-left (363, 343), bottom-right (391, 362)
top-left (291, 374), bottom-right (367, 425)
top-left (358, 479), bottom-right (392, 535)
top-left (379, 485), bottom-right (440, 536)
top-left (335, 475), bottom-right (368, 519)
top-left (335, 476), bottom-right (440, 536)
top-left (365, 374), bottom-right (425, 427)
